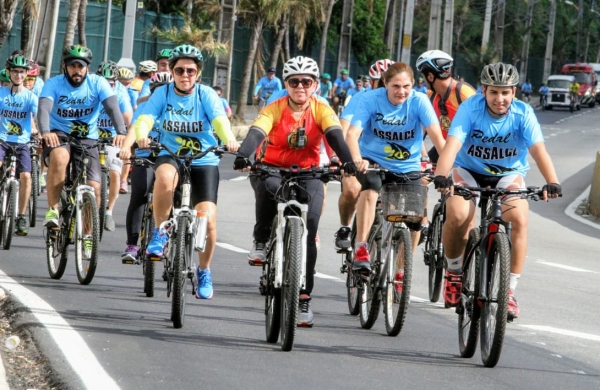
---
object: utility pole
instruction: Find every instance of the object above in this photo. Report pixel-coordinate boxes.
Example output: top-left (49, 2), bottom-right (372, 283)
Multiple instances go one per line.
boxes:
top-left (519, 0), bottom-right (535, 85)
top-left (117, 0), bottom-right (138, 71)
top-left (395, 0), bottom-right (405, 61)
top-left (400, 0), bottom-right (415, 63)
top-left (494, 0), bottom-right (506, 61)
top-left (441, 0), bottom-right (454, 55)
top-left (543, 0), bottom-right (557, 82)
top-left (427, 0), bottom-right (442, 50)
top-left (481, 0), bottom-right (493, 60)
top-left (44, 0), bottom-right (61, 79)
top-left (337, 0), bottom-right (355, 74)
top-left (576, 0), bottom-right (584, 61)
top-left (103, 0), bottom-right (113, 62)
top-left (213, 0), bottom-right (237, 99)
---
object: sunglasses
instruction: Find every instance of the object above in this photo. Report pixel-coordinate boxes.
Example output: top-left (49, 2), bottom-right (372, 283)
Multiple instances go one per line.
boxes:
top-left (287, 78), bottom-right (314, 89)
top-left (173, 67), bottom-right (198, 77)
top-left (25, 76), bottom-right (36, 82)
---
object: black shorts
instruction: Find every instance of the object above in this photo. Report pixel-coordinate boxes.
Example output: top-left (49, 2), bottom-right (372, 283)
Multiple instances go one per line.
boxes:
top-left (42, 131), bottom-right (101, 183)
top-left (0, 142), bottom-right (31, 174)
top-left (155, 156), bottom-right (219, 206)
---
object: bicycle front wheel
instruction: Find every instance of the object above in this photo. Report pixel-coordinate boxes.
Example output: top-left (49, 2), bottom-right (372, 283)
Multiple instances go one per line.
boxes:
top-left (384, 228), bottom-right (412, 336)
top-left (2, 181), bottom-right (17, 250)
top-left (172, 216), bottom-right (190, 329)
top-left (427, 204), bottom-right (444, 302)
top-left (141, 205), bottom-right (155, 297)
top-left (265, 243), bottom-right (281, 343)
top-left (99, 170), bottom-right (108, 241)
top-left (359, 231), bottom-right (382, 329)
top-left (46, 227), bottom-right (68, 279)
top-left (346, 252), bottom-right (360, 316)
top-left (29, 161), bottom-right (39, 228)
top-left (280, 218), bottom-right (302, 351)
top-left (74, 192), bottom-right (100, 285)
top-left (480, 232), bottom-right (510, 367)
top-left (458, 229), bottom-right (481, 358)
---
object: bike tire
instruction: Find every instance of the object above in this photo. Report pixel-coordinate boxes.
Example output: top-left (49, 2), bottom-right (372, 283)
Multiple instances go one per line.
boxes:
top-left (480, 232), bottom-right (510, 368)
top-left (29, 160), bottom-right (39, 228)
top-left (427, 204), bottom-right (444, 302)
top-left (74, 192), bottom-right (100, 285)
top-left (99, 170), bottom-right (108, 241)
top-left (384, 228), bottom-right (413, 336)
top-left (280, 217), bottom-right (302, 351)
top-left (141, 205), bottom-right (155, 297)
top-left (346, 219), bottom-right (359, 315)
top-left (265, 241), bottom-right (281, 343)
top-left (359, 226), bottom-right (382, 329)
top-left (458, 229), bottom-right (481, 358)
top-left (171, 216), bottom-right (189, 329)
top-left (2, 181), bottom-right (17, 250)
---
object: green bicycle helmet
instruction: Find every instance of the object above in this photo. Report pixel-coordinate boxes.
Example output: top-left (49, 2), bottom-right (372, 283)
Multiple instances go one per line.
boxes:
top-left (62, 44), bottom-right (93, 65)
top-left (168, 44), bottom-right (203, 69)
top-left (0, 68), bottom-right (10, 83)
top-left (156, 48), bottom-right (172, 61)
top-left (6, 54), bottom-right (30, 70)
top-left (96, 60), bottom-right (119, 80)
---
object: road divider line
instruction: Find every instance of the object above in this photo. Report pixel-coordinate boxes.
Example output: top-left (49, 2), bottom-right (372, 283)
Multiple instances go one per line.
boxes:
top-left (0, 270), bottom-right (120, 390)
top-left (520, 325), bottom-right (600, 342)
top-left (536, 260), bottom-right (599, 274)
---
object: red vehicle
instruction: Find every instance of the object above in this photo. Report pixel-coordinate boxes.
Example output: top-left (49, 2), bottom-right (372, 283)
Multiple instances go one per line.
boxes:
top-left (561, 63), bottom-right (598, 107)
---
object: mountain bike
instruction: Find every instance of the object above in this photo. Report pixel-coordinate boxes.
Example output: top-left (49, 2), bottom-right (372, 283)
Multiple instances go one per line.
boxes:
top-left (253, 164), bottom-right (340, 351)
top-left (147, 142), bottom-right (231, 329)
top-left (422, 191), bottom-right (448, 302)
top-left (45, 135), bottom-right (110, 285)
top-left (28, 138), bottom-right (41, 228)
top-left (347, 170), bottom-right (430, 336)
top-left (455, 185), bottom-right (544, 367)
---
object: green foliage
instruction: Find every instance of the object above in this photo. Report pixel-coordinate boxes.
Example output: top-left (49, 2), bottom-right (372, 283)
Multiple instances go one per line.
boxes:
top-left (351, 0), bottom-right (388, 66)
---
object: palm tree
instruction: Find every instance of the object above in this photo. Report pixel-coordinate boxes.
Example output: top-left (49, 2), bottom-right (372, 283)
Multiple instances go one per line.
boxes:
top-left (78, 0), bottom-right (88, 47)
top-left (0, 0), bottom-right (20, 50)
top-left (153, 18), bottom-right (228, 57)
top-left (63, 0), bottom-right (82, 51)
top-left (319, 0), bottom-right (336, 72)
top-left (21, 0), bottom-right (39, 56)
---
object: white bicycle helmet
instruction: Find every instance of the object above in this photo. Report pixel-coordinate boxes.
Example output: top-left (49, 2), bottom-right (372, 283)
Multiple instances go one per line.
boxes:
top-left (282, 56), bottom-right (319, 80)
top-left (369, 59), bottom-right (394, 79)
top-left (480, 62), bottom-right (520, 87)
top-left (139, 60), bottom-right (157, 73)
top-left (416, 50), bottom-right (453, 75)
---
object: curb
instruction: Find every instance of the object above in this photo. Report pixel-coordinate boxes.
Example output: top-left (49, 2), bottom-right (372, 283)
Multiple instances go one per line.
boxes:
top-left (0, 288), bottom-right (10, 390)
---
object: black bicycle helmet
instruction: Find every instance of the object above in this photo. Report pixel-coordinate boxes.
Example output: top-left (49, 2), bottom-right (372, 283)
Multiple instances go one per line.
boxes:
top-left (5, 54), bottom-right (30, 70)
top-left (168, 44), bottom-right (203, 69)
top-left (63, 44), bottom-right (93, 65)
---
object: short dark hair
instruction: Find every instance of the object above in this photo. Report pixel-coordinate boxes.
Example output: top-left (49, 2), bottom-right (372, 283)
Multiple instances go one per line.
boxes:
top-left (213, 85), bottom-right (223, 93)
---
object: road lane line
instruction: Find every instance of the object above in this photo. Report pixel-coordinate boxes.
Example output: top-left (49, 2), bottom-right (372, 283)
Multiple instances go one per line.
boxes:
top-left (536, 260), bottom-right (599, 273)
top-left (0, 270), bottom-right (120, 390)
top-left (520, 325), bottom-right (600, 342)
top-left (216, 242), bottom-right (249, 253)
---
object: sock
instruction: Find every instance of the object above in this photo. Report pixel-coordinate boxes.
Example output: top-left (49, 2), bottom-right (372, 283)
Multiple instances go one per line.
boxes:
top-left (105, 210), bottom-right (112, 216)
top-left (342, 225), bottom-right (351, 229)
top-left (446, 255), bottom-right (463, 273)
top-left (509, 273), bottom-right (520, 292)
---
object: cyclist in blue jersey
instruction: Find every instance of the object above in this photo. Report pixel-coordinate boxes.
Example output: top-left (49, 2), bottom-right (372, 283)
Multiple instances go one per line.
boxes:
top-left (0, 69), bottom-right (10, 87)
top-left (139, 50), bottom-right (171, 105)
top-left (363, 76), bottom-right (372, 90)
top-left (135, 60), bottom-right (158, 104)
top-left (95, 61), bottom-right (133, 231)
top-left (134, 44), bottom-right (239, 300)
top-left (119, 72), bottom-right (172, 262)
top-left (332, 69), bottom-right (355, 108)
top-left (253, 67), bottom-right (283, 109)
top-left (347, 77), bottom-right (365, 97)
top-left (433, 63), bottom-right (561, 319)
top-left (0, 54), bottom-right (39, 236)
top-left (212, 85), bottom-right (232, 119)
top-left (117, 67), bottom-right (139, 111)
top-left (346, 62), bottom-right (445, 272)
top-left (414, 77), bottom-right (428, 94)
top-left (38, 45), bottom-right (127, 258)
top-left (320, 73), bottom-right (333, 102)
top-left (22, 61), bottom-right (43, 97)
top-left (521, 78), bottom-right (532, 103)
top-left (539, 82), bottom-right (549, 107)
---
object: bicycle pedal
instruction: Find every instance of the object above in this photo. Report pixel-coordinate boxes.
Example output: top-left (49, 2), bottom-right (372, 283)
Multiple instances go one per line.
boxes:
top-left (122, 259), bottom-right (135, 265)
top-left (248, 259), bottom-right (266, 267)
top-left (150, 256), bottom-right (163, 262)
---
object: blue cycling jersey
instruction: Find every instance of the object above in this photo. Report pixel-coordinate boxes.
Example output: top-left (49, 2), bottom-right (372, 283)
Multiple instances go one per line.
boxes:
top-left (522, 82), bottom-right (532, 94)
top-left (350, 88), bottom-right (438, 172)
top-left (253, 76), bottom-right (283, 99)
top-left (340, 89), bottom-right (366, 122)
top-left (266, 89), bottom-right (329, 105)
top-left (137, 83), bottom-right (225, 166)
top-left (40, 74), bottom-right (115, 139)
top-left (0, 87), bottom-right (38, 143)
top-left (97, 84), bottom-right (132, 138)
top-left (414, 85), bottom-right (428, 94)
top-left (333, 77), bottom-right (355, 96)
top-left (139, 78), bottom-right (151, 99)
top-left (449, 94), bottom-right (544, 176)
top-left (539, 86), bottom-right (549, 96)
top-left (126, 85), bottom-right (139, 108)
top-left (32, 78), bottom-right (44, 97)
top-left (132, 101), bottom-right (160, 158)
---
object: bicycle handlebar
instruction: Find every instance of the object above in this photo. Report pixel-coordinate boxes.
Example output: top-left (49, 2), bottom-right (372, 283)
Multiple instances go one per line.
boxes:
top-left (251, 163), bottom-right (343, 183)
top-left (146, 141), bottom-right (232, 163)
top-left (452, 185), bottom-right (544, 201)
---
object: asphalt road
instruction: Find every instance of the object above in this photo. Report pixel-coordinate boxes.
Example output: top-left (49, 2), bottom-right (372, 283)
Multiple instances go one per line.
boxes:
top-left (1, 105), bottom-right (600, 389)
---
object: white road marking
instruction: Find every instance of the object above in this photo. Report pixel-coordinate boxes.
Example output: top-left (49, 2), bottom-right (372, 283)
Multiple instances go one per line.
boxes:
top-left (216, 242), bottom-right (249, 253)
top-left (0, 270), bottom-right (120, 390)
top-left (520, 325), bottom-right (600, 342)
top-left (229, 176), bottom-right (248, 181)
top-left (315, 272), bottom-right (344, 282)
top-left (536, 260), bottom-right (599, 274)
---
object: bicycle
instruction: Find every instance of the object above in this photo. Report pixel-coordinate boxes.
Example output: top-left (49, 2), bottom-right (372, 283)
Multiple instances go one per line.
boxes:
top-left (346, 170), bottom-right (430, 336)
top-left (98, 142), bottom-right (109, 241)
top-left (455, 185), bottom-right (544, 367)
top-left (28, 138), bottom-right (41, 228)
top-left (422, 190), bottom-right (448, 303)
top-left (146, 142), bottom-right (231, 329)
top-left (252, 164), bottom-right (340, 351)
top-left (539, 95), bottom-right (547, 111)
top-left (45, 135), bottom-right (111, 285)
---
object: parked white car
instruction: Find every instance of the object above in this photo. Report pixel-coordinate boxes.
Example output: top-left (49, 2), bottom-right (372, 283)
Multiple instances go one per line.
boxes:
top-left (545, 75), bottom-right (580, 111)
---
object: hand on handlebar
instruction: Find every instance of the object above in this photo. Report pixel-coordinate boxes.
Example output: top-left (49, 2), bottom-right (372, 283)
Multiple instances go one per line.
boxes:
top-left (113, 135), bottom-right (126, 148)
top-left (353, 157), bottom-right (369, 173)
top-left (136, 138), bottom-right (151, 149)
top-left (42, 132), bottom-right (60, 148)
top-left (233, 156), bottom-right (252, 172)
top-left (542, 182), bottom-right (562, 201)
top-left (225, 140), bottom-right (240, 153)
top-left (433, 175), bottom-right (453, 192)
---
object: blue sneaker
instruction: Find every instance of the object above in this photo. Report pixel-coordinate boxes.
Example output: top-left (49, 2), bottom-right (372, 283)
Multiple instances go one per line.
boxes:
top-left (147, 228), bottom-right (168, 258)
top-left (195, 268), bottom-right (213, 299)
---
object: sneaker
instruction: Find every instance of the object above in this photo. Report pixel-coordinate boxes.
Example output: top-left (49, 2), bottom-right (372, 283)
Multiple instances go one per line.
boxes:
top-left (248, 241), bottom-right (267, 266)
top-left (507, 289), bottom-right (519, 321)
top-left (418, 225), bottom-right (429, 246)
top-left (315, 231), bottom-right (321, 251)
top-left (334, 226), bottom-right (352, 253)
top-left (147, 228), bottom-right (168, 258)
top-left (82, 234), bottom-right (93, 260)
top-left (194, 268), bottom-right (213, 299)
top-left (352, 245), bottom-right (371, 272)
top-left (444, 270), bottom-right (462, 308)
top-left (119, 180), bottom-right (128, 194)
top-left (393, 270), bottom-right (405, 301)
top-left (297, 294), bottom-right (314, 327)
top-left (43, 208), bottom-right (59, 228)
top-left (15, 215), bottom-right (28, 236)
top-left (104, 214), bottom-right (115, 231)
top-left (121, 245), bottom-right (139, 264)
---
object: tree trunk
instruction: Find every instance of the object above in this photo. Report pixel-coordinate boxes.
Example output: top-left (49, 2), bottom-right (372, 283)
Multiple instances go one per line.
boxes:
top-left (383, 0), bottom-right (396, 53)
top-left (318, 0), bottom-right (336, 72)
top-left (78, 0), bottom-right (88, 47)
top-left (284, 18), bottom-right (290, 63)
top-left (0, 0), bottom-right (20, 50)
top-left (21, 0), bottom-right (39, 54)
top-left (269, 12), bottom-right (288, 69)
top-left (63, 0), bottom-right (81, 51)
top-left (235, 18), bottom-right (263, 121)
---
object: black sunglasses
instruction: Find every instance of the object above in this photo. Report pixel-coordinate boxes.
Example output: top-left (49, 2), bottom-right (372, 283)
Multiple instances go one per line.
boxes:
top-left (287, 78), bottom-right (314, 89)
top-left (173, 67), bottom-right (198, 77)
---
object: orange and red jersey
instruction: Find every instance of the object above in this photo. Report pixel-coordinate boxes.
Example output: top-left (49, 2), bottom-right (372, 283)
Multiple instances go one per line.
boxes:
top-left (427, 81), bottom-right (476, 139)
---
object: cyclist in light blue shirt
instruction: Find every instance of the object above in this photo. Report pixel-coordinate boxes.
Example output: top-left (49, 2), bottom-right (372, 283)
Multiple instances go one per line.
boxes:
top-left (332, 68), bottom-right (355, 107)
top-left (414, 77), bottom-right (428, 94)
top-left (539, 82), bottom-right (549, 107)
top-left (253, 67), bottom-right (283, 108)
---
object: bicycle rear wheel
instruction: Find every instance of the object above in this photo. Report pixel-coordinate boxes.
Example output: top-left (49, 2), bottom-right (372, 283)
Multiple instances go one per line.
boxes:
top-left (29, 160), bottom-right (39, 228)
top-left (141, 204), bottom-right (155, 297)
top-left (2, 181), bottom-right (17, 250)
top-left (75, 192), bottom-right (100, 285)
top-left (172, 216), bottom-right (190, 329)
top-left (458, 229), bottom-right (481, 358)
top-left (99, 169), bottom-right (108, 241)
top-left (280, 217), bottom-right (302, 351)
top-left (265, 240), bottom-right (281, 343)
top-left (359, 230), bottom-right (382, 329)
top-left (384, 228), bottom-right (412, 336)
top-left (480, 232), bottom-right (510, 367)
top-left (427, 204), bottom-right (444, 302)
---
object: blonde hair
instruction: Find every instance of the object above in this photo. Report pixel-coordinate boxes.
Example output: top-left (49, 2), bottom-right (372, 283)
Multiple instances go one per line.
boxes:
top-left (382, 62), bottom-right (414, 85)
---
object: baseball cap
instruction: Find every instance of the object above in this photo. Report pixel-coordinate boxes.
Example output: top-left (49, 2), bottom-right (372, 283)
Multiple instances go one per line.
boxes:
top-left (66, 59), bottom-right (88, 67)
top-left (341, 69), bottom-right (349, 75)
top-left (268, 67), bottom-right (276, 73)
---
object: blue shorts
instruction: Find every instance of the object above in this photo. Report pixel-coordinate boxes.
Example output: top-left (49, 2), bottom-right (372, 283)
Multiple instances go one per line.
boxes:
top-left (0, 142), bottom-right (31, 174)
